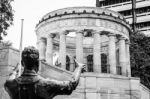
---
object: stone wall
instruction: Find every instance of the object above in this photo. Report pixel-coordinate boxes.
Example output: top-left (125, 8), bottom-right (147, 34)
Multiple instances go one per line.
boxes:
top-left (0, 45), bottom-right (20, 99)
top-left (140, 84), bottom-right (150, 99)
top-left (40, 62), bottom-right (150, 99)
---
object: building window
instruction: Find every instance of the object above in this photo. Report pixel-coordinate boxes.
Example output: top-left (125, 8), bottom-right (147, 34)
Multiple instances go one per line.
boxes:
top-left (136, 21), bottom-right (150, 29)
top-left (73, 56), bottom-right (77, 70)
top-left (117, 66), bottom-right (122, 75)
top-left (98, 0), bottom-right (132, 7)
top-left (87, 55), bottom-right (93, 72)
top-left (66, 55), bottom-right (70, 71)
top-left (116, 49), bottom-right (122, 75)
top-left (119, 6), bottom-right (150, 16)
top-left (101, 53), bottom-right (109, 73)
top-left (116, 49), bottom-right (119, 66)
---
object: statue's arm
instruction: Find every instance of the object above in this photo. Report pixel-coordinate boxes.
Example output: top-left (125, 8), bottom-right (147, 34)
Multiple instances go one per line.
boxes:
top-left (7, 65), bottom-right (19, 80)
top-left (71, 62), bottom-right (85, 88)
top-left (44, 61), bottom-right (85, 95)
top-left (4, 69), bottom-right (18, 94)
top-left (7, 71), bottom-right (17, 80)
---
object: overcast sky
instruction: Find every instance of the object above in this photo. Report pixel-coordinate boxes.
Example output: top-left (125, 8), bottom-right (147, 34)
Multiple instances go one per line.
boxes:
top-left (4, 0), bottom-right (95, 49)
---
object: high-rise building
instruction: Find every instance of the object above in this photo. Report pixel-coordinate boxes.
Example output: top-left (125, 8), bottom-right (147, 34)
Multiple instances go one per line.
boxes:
top-left (96, 0), bottom-right (150, 35)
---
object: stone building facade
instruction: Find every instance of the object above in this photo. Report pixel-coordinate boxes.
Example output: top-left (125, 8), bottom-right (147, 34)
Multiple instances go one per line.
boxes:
top-left (0, 42), bottom-right (20, 99)
top-left (35, 7), bottom-right (150, 99)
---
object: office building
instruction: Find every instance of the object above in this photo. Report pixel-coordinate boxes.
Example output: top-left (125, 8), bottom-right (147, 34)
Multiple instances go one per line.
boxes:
top-left (96, 0), bottom-right (150, 35)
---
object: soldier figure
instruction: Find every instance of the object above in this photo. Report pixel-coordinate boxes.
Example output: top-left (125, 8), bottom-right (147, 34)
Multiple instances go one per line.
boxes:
top-left (4, 46), bottom-right (85, 99)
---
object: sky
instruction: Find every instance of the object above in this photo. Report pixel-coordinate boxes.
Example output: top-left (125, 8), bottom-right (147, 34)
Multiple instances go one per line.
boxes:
top-left (5, 0), bottom-right (95, 50)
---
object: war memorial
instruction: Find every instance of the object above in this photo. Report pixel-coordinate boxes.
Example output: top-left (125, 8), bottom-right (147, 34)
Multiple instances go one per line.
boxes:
top-left (35, 7), bottom-right (150, 99)
top-left (0, 6), bottom-right (150, 99)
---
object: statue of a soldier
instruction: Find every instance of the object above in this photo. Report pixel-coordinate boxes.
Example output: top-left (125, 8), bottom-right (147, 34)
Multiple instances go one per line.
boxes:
top-left (4, 46), bottom-right (85, 99)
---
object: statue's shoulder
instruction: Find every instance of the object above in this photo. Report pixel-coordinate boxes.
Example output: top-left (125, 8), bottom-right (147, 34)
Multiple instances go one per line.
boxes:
top-left (36, 76), bottom-right (57, 86)
top-left (5, 78), bottom-right (18, 88)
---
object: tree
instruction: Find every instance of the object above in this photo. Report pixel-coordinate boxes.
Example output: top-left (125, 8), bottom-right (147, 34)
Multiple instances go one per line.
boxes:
top-left (130, 31), bottom-right (150, 88)
top-left (0, 0), bottom-right (14, 40)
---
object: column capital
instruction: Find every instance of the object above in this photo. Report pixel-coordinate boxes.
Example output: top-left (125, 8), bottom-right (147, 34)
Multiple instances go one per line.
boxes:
top-left (125, 40), bottom-right (130, 44)
top-left (39, 37), bottom-right (46, 42)
top-left (92, 30), bottom-right (102, 34)
top-left (108, 33), bottom-right (116, 37)
top-left (48, 33), bottom-right (56, 38)
top-left (116, 34), bottom-right (126, 40)
top-left (75, 30), bottom-right (84, 34)
top-left (119, 36), bottom-right (126, 40)
top-left (60, 30), bottom-right (69, 35)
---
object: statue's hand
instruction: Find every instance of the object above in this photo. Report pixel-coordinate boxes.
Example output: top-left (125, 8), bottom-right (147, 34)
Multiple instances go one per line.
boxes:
top-left (81, 64), bottom-right (86, 73)
top-left (75, 60), bottom-right (86, 73)
top-left (13, 64), bottom-right (20, 73)
top-left (9, 64), bottom-right (20, 77)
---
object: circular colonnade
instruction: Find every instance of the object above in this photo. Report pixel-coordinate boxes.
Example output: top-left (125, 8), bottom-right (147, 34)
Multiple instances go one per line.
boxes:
top-left (35, 7), bottom-right (132, 76)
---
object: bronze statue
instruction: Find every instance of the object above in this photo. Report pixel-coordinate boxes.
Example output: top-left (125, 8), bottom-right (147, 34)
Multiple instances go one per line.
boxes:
top-left (4, 46), bottom-right (85, 99)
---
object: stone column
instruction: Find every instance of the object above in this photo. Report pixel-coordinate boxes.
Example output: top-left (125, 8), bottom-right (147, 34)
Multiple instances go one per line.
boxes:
top-left (46, 34), bottom-right (55, 66)
top-left (119, 36), bottom-right (127, 76)
top-left (93, 31), bottom-right (101, 73)
top-left (76, 30), bottom-right (84, 63)
top-left (126, 40), bottom-right (131, 77)
top-left (39, 38), bottom-right (46, 61)
top-left (59, 31), bottom-right (67, 69)
top-left (108, 34), bottom-right (117, 74)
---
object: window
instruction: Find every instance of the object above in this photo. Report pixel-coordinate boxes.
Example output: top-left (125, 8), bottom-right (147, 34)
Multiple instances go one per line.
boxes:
top-left (136, 21), bottom-right (150, 29)
top-left (66, 55), bottom-right (70, 71)
top-left (119, 6), bottom-right (150, 16)
top-left (116, 50), bottom-right (121, 75)
top-left (101, 53), bottom-right (109, 73)
top-left (99, 0), bottom-right (132, 7)
top-left (117, 66), bottom-right (122, 75)
top-left (87, 55), bottom-right (93, 72)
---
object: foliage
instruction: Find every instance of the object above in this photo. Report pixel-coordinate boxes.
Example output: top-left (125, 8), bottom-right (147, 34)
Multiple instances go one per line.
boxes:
top-left (130, 31), bottom-right (150, 88)
top-left (0, 0), bottom-right (14, 40)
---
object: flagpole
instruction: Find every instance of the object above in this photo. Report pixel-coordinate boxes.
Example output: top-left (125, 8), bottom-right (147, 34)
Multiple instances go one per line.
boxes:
top-left (132, 0), bottom-right (137, 33)
top-left (18, 19), bottom-right (24, 76)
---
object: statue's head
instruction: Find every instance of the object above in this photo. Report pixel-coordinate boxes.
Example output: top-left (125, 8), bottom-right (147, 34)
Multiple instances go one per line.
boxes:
top-left (21, 46), bottom-right (39, 72)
